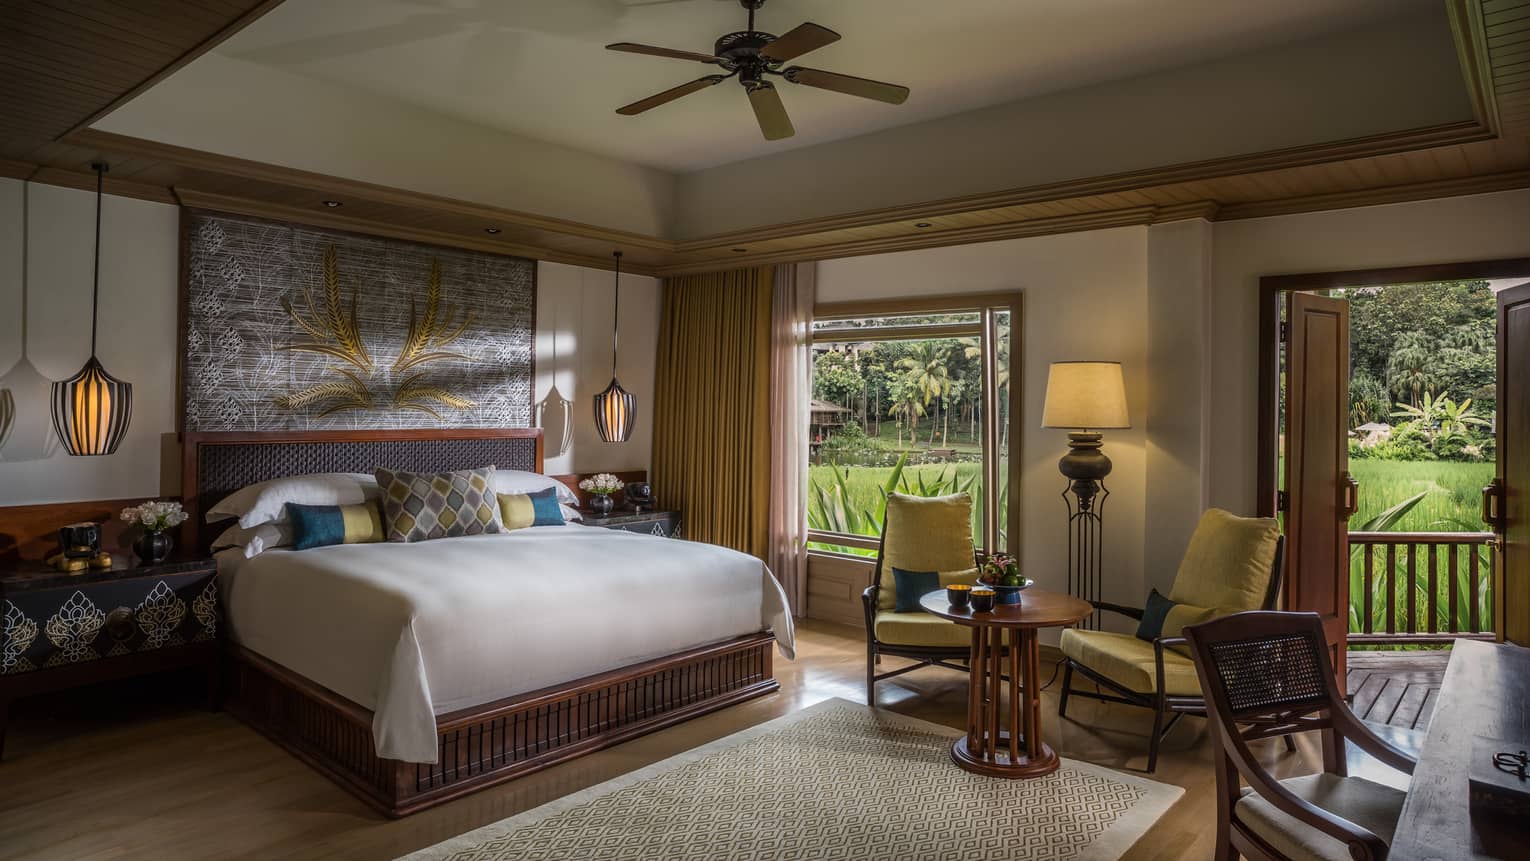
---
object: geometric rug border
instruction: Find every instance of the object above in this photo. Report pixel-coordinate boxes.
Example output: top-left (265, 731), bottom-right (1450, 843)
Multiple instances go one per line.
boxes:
top-left (397, 696), bottom-right (1186, 861)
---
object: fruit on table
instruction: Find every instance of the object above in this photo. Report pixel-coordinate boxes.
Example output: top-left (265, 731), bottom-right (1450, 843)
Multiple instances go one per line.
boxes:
top-left (1000, 572), bottom-right (1023, 587)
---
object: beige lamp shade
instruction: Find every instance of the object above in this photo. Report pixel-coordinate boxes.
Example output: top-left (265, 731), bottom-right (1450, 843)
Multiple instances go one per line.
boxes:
top-left (1041, 361), bottom-right (1129, 429)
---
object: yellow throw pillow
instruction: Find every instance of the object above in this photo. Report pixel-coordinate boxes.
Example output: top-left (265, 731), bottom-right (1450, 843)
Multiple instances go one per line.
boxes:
top-left (1169, 508), bottom-right (1280, 612)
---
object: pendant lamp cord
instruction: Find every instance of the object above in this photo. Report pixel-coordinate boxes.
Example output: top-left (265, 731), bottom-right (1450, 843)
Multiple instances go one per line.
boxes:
top-left (18, 179), bottom-right (27, 351)
top-left (610, 251), bottom-right (622, 377)
top-left (89, 162), bottom-right (106, 358)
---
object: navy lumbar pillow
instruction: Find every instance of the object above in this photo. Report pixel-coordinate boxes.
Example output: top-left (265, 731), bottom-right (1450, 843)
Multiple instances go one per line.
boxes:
top-left (892, 567), bottom-right (941, 613)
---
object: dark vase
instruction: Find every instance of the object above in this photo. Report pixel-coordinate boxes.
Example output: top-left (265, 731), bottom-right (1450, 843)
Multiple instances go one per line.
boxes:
top-left (589, 494), bottom-right (615, 516)
top-left (134, 530), bottom-right (173, 564)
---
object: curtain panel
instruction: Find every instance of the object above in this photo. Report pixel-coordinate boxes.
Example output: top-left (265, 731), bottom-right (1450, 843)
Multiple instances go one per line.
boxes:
top-left (768, 262), bottom-right (815, 615)
top-left (651, 266), bottom-right (774, 559)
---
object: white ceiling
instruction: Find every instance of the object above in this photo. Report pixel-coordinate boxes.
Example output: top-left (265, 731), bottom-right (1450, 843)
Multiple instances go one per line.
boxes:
top-left (216, 0), bottom-right (1429, 173)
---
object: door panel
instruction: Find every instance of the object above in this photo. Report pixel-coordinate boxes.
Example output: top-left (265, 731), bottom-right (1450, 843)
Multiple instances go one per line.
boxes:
top-left (1499, 283), bottom-right (1530, 645)
top-left (1284, 293), bottom-right (1351, 680)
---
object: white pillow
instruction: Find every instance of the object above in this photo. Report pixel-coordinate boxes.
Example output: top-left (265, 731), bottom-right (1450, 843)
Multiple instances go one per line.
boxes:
top-left (490, 469), bottom-right (579, 507)
top-left (559, 504), bottom-right (583, 523)
top-left (207, 472), bottom-right (379, 528)
top-left (211, 521), bottom-right (292, 558)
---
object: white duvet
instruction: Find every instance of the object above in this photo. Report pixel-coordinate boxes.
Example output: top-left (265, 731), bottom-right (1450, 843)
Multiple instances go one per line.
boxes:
top-left (217, 526), bottom-right (795, 763)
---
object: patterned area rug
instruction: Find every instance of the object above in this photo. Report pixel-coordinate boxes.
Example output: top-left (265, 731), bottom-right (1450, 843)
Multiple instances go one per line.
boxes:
top-left (400, 698), bottom-right (1183, 861)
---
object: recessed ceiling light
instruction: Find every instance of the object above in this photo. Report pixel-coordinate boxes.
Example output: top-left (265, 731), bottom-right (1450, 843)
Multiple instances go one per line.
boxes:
top-left (732, 247), bottom-right (748, 253)
top-left (914, 222), bottom-right (933, 228)
top-left (322, 200), bottom-right (343, 208)
top-left (485, 227), bottom-right (501, 234)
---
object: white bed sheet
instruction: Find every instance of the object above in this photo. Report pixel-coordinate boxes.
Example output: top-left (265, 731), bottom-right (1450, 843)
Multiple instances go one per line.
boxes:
top-left (217, 526), bottom-right (795, 763)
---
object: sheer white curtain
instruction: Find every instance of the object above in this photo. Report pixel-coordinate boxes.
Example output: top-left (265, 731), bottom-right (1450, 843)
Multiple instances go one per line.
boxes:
top-left (768, 262), bottom-right (815, 615)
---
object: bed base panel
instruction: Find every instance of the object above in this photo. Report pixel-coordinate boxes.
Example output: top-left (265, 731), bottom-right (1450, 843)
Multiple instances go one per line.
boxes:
top-left (226, 633), bottom-right (778, 817)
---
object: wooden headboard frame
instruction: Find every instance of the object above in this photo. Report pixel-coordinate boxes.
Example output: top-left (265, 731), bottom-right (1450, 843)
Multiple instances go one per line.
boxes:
top-left (181, 428), bottom-right (543, 551)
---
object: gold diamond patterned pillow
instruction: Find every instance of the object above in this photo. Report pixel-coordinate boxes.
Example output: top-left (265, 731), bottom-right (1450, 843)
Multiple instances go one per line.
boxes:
top-left (374, 466), bottom-right (504, 543)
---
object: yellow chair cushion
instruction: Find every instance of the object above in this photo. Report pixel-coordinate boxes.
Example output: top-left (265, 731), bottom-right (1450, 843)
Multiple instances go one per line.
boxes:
top-left (877, 493), bottom-right (976, 612)
top-left (874, 610), bottom-right (973, 649)
top-left (1169, 508), bottom-right (1280, 613)
top-left (1059, 628), bottom-right (1202, 695)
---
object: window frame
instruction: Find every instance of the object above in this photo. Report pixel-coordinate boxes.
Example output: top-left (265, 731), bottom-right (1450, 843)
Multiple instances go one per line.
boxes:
top-left (807, 291), bottom-right (1023, 556)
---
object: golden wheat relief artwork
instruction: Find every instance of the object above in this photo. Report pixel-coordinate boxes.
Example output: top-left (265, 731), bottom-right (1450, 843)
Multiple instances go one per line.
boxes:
top-left (276, 247), bottom-right (478, 419)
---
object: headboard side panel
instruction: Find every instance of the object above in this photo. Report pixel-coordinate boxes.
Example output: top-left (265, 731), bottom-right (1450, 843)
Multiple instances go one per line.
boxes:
top-left (184, 430), bottom-right (542, 550)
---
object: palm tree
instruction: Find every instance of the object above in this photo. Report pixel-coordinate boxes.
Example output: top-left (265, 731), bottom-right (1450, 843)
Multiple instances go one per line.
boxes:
top-left (897, 343), bottom-right (953, 446)
top-left (887, 377), bottom-right (926, 447)
top-left (1386, 333), bottom-right (1436, 409)
top-left (961, 337), bottom-right (1011, 447)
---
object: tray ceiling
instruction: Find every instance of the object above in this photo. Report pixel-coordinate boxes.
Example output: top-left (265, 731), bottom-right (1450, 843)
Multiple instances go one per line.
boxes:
top-left (205, 0), bottom-right (1427, 172)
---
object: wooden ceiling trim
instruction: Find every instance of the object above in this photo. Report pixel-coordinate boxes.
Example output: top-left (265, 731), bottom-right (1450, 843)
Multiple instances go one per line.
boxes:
top-left (65, 129), bottom-right (675, 253)
top-left (62, 0), bottom-right (287, 138)
top-left (1215, 168), bottom-right (1530, 221)
top-left (173, 189), bottom-right (659, 276)
top-left (673, 120), bottom-right (1495, 253)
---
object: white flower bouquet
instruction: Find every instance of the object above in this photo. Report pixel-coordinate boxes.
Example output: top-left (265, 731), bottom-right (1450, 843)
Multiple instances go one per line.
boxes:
top-left (121, 500), bottom-right (188, 534)
top-left (578, 473), bottom-right (623, 496)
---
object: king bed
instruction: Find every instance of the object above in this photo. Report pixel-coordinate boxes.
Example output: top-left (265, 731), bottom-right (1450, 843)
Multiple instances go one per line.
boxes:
top-left (181, 428), bottom-right (793, 817)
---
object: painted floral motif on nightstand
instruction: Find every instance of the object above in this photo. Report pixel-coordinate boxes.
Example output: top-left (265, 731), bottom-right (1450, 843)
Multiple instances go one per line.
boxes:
top-left (3, 600), bottom-right (38, 675)
top-left (192, 580), bottom-right (218, 641)
top-left (43, 591), bottom-right (104, 667)
top-left (650, 523), bottom-right (668, 537)
top-left (136, 581), bottom-right (187, 650)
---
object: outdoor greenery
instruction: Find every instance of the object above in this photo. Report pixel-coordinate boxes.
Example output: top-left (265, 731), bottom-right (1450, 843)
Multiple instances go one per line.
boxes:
top-left (813, 336), bottom-right (997, 453)
top-left (806, 457), bottom-right (987, 555)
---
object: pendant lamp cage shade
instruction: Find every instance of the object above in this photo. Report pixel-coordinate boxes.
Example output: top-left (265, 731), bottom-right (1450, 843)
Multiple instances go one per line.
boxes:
top-left (50, 163), bottom-right (133, 456)
top-left (593, 251), bottom-right (636, 443)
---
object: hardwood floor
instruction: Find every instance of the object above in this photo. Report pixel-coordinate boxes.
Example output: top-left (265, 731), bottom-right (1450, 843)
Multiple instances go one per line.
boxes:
top-left (0, 620), bottom-right (1378, 860)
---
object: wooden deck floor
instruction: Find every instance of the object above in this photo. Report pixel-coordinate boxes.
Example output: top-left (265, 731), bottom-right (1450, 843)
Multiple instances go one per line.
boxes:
top-left (1347, 649), bottom-right (1451, 732)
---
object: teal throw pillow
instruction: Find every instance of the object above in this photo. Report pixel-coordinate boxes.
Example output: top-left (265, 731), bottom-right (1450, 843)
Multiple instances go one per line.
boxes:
top-left (892, 567), bottom-right (940, 613)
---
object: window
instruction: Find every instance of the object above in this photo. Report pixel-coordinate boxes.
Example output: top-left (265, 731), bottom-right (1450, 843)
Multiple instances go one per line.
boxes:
top-left (805, 293), bottom-right (1020, 558)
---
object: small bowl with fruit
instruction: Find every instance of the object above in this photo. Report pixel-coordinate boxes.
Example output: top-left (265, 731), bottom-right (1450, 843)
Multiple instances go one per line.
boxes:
top-left (977, 553), bottom-right (1032, 605)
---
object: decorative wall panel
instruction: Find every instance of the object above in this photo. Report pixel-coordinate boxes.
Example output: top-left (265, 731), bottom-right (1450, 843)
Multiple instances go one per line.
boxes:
top-left (182, 212), bottom-right (535, 431)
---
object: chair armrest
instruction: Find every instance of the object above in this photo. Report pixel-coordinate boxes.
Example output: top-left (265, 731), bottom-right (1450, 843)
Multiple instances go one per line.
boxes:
top-left (1331, 701), bottom-right (1418, 776)
top-left (861, 585), bottom-right (879, 635)
top-left (1231, 753), bottom-right (1393, 861)
top-left (1096, 601), bottom-right (1145, 621)
top-left (1152, 637), bottom-right (1189, 698)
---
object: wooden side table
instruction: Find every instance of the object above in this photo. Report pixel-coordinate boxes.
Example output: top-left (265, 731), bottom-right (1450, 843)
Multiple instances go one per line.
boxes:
top-left (919, 588), bottom-right (1092, 778)
top-left (578, 509), bottom-right (681, 538)
top-left (0, 553), bottom-right (221, 759)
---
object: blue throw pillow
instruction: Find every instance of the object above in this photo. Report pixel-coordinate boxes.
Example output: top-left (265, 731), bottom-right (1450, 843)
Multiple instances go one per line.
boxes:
top-left (891, 567), bottom-right (941, 613)
top-left (527, 487), bottom-right (565, 526)
top-left (286, 501), bottom-right (385, 550)
top-left (1136, 589), bottom-right (1178, 641)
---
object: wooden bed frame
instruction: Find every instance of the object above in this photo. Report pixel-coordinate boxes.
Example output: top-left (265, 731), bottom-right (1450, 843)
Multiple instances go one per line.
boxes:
top-left (182, 428), bottom-right (780, 817)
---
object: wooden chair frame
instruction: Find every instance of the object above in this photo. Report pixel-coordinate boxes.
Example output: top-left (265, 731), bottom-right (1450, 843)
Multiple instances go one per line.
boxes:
top-left (861, 530), bottom-right (986, 702)
top-left (1057, 536), bottom-right (1285, 772)
top-left (1184, 611), bottom-right (1416, 861)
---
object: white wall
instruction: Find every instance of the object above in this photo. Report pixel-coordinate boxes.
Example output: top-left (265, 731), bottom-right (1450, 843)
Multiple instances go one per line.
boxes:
top-left (816, 228), bottom-right (1152, 625)
top-left (0, 180), bottom-right (180, 505)
top-left (534, 261), bottom-right (659, 476)
top-left (0, 178), bottom-right (659, 506)
top-left (1207, 188), bottom-right (1530, 514)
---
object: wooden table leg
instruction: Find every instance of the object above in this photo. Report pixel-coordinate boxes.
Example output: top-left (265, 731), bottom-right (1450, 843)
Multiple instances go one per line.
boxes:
top-left (987, 625), bottom-right (1000, 761)
top-left (951, 624), bottom-right (1061, 778)
top-left (967, 625), bottom-right (984, 756)
top-left (1009, 627), bottom-right (1021, 763)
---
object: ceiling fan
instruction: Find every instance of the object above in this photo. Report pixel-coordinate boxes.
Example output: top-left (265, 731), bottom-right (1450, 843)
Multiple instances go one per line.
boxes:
top-left (606, 0), bottom-right (910, 141)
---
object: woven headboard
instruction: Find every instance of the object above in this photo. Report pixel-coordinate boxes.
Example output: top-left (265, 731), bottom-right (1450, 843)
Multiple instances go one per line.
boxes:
top-left (180, 429), bottom-right (543, 550)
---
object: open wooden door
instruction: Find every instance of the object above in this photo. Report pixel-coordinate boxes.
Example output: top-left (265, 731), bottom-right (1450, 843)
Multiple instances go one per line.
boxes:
top-left (1496, 283), bottom-right (1530, 645)
top-left (1284, 293), bottom-right (1353, 682)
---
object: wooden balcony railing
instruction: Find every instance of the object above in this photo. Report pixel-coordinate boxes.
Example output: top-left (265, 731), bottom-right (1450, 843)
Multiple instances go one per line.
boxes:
top-left (1348, 531), bottom-right (1497, 644)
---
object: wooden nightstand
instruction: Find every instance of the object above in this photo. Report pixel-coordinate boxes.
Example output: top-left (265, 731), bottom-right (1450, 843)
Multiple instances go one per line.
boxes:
top-left (0, 553), bottom-right (221, 759)
top-left (579, 509), bottom-right (682, 538)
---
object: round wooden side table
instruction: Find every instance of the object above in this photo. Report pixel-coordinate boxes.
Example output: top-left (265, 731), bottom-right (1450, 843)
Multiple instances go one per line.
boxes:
top-left (919, 588), bottom-right (1093, 778)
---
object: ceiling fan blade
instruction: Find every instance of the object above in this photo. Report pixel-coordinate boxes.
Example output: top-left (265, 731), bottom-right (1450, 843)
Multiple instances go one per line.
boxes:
top-left (616, 75), bottom-right (726, 115)
top-left (606, 42), bottom-right (720, 64)
top-left (784, 67), bottom-right (909, 105)
top-left (747, 82), bottom-right (795, 141)
top-left (759, 22), bottom-right (840, 63)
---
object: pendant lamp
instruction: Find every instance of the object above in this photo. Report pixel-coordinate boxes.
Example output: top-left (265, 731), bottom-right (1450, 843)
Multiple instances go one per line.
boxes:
top-left (51, 163), bottom-right (132, 456)
top-left (593, 251), bottom-right (635, 443)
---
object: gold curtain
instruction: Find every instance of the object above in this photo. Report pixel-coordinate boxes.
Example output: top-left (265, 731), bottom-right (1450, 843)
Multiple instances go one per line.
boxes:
top-left (652, 266), bottom-right (774, 558)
